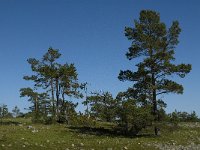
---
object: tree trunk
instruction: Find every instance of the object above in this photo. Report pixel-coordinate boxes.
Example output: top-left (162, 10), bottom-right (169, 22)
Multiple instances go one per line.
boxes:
top-left (62, 91), bottom-right (65, 107)
top-left (35, 97), bottom-right (38, 114)
top-left (50, 79), bottom-right (55, 118)
top-left (35, 96), bottom-right (39, 120)
top-left (152, 73), bottom-right (158, 136)
top-left (56, 78), bottom-right (59, 116)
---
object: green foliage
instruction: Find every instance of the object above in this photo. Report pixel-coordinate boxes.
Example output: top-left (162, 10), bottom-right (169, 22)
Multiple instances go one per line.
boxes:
top-left (87, 91), bottom-right (119, 122)
top-left (116, 93), bottom-right (154, 135)
top-left (20, 88), bottom-right (48, 123)
top-left (70, 115), bottom-right (96, 128)
top-left (12, 106), bottom-right (21, 118)
top-left (21, 47), bottom-right (82, 123)
top-left (169, 110), bottom-right (199, 122)
top-left (10, 10), bottom-right (195, 140)
top-left (0, 104), bottom-right (9, 118)
top-left (58, 101), bottom-right (78, 124)
top-left (118, 10), bottom-right (191, 135)
top-left (81, 82), bottom-right (90, 116)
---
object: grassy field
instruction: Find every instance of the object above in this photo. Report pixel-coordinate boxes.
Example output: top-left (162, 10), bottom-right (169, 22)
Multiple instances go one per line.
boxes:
top-left (0, 118), bottom-right (200, 150)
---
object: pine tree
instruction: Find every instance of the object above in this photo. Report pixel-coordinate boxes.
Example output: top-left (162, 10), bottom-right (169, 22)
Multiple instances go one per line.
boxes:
top-left (118, 10), bottom-right (191, 135)
top-left (21, 47), bottom-right (82, 122)
top-left (87, 91), bottom-right (118, 122)
top-left (12, 106), bottom-right (21, 118)
top-left (20, 87), bottom-right (47, 122)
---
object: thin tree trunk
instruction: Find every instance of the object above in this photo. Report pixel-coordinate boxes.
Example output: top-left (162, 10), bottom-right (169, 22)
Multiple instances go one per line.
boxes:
top-left (35, 97), bottom-right (38, 114)
top-left (152, 73), bottom-right (158, 135)
top-left (62, 91), bottom-right (65, 106)
top-left (50, 79), bottom-right (55, 117)
top-left (35, 96), bottom-right (39, 120)
top-left (56, 78), bottom-right (59, 115)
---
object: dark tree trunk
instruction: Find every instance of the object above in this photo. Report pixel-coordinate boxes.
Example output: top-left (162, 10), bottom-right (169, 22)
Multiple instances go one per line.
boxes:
top-left (152, 73), bottom-right (158, 136)
top-left (56, 78), bottom-right (59, 115)
top-left (50, 79), bottom-right (55, 117)
top-left (36, 97), bottom-right (38, 114)
top-left (35, 97), bottom-right (39, 120)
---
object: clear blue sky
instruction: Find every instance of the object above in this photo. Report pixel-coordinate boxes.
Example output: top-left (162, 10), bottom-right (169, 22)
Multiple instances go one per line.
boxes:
top-left (0, 0), bottom-right (199, 115)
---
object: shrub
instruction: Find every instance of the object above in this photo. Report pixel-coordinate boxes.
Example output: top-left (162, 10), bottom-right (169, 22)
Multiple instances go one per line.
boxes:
top-left (117, 99), bottom-right (154, 135)
top-left (70, 115), bottom-right (96, 128)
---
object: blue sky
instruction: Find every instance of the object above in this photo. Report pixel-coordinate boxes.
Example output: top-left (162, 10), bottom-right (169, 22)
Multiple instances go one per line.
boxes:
top-left (0, 0), bottom-right (199, 115)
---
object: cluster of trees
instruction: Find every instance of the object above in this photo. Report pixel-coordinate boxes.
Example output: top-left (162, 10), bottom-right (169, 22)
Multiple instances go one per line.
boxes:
top-left (18, 10), bottom-right (195, 135)
top-left (169, 110), bottom-right (199, 122)
top-left (84, 91), bottom-right (154, 135)
top-left (20, 48), bottom-right (82, 123)
top-left (0, 105), bottom-right (22, 119)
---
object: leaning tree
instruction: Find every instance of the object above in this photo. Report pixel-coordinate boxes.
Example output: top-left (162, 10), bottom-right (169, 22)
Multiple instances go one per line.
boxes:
top-left (118, 10), bottom-right (191, 135)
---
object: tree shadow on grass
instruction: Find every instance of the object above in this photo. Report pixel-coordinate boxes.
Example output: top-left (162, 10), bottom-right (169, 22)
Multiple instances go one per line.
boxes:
top-left (0, 120), bottom-right (21, 125)
top-left (68, 126), bottom-right (155, 138)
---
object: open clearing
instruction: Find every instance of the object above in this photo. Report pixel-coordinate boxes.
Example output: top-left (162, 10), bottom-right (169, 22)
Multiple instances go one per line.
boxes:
top-left (0, 118), bottom-right (200, 150)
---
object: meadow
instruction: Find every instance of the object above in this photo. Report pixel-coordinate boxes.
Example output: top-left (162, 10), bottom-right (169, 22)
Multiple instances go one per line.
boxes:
top-left (0, 118), bottom-right (200, 150)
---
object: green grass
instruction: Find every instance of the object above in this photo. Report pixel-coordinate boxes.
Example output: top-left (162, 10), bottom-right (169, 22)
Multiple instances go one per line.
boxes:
top-left (0, 118), bottom-right (200, 150)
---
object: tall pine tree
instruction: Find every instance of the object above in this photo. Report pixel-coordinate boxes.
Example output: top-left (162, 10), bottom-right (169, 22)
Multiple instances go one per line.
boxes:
top-left (118, 10), bottom-right (191, 135)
